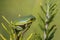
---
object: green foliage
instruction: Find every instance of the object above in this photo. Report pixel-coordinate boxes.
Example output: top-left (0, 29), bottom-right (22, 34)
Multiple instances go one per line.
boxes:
top-left (27, 33), bottom-right (33, 40)
top-left (48, 25), bottom-right (56, 34)
top-left (38, 14), bottom-right (45, 25)
top-left (48, 13), bottom-right (56, 24)
top-left (0, 0), bottom-right (58, 40)
top-left (40, 5), bottom-right (46, 15)
top-left (0, 16), bottom-right (24, 40)
top-left (0, 15), bottom-right (36, 40)
top-left (0, 34), bottom-right (6, 40)
top-left (39, 24), bottom-right (44, 31)
top-left (48, 28), bottom-right (57, 40)
top-left (38, 0), bottom-right (57, 40)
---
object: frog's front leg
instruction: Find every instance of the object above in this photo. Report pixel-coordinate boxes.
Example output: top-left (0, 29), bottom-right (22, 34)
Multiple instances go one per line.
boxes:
top-left (22, 22), bottom-right (32, 34)
top-left (22, 24), bottom-right (30, 34)
top-left (17, 24), bottom-right (31, 40)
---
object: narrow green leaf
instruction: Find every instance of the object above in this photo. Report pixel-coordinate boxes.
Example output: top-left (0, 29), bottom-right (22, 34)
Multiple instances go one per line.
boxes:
top-left (1, 23), bottom-right (10, 34)
top-left (38, 14), bottom-right (45, 25)
top-left (48, 13), bottom-right (56, 24)
top-left (48, 25), bottom-right (56, 34)
top-left (0, 34), bottom-right (6, 40)
top-left (50, 7), bottom-right (56, 14)
top-left (49, 0), bottom-right (56, 7)
top-left (40, 5), bottom-right (46, 14)
top-left (49, 4), bottom-right (56, 11)
top-left (10, 35), bottom-right (13, 40)
top-left (48, 28), bottom-right (57, 40)
top-left (19, 34), bottom-right (23, 40)
top-left (39, 24), bottom-right (44, 31)
top-left (2, 16), bottom-right (14, 34)
top-left (27, 33), bottom-right (33, 40)
top-left (2, 16), bottom-right (10, 24)
top-left (48, 34), bottom-right (54, 40)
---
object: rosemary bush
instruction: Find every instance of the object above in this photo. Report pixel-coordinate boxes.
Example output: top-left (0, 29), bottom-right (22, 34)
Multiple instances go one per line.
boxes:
top-left (38, 0), bottom-right (57, 40)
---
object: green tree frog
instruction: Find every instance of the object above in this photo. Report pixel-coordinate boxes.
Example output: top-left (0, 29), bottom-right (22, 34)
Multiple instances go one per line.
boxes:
top-left (13, 15), bottom-right (36, 32)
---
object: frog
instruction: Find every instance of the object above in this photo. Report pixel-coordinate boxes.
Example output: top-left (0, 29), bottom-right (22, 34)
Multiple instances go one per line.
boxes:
top-left (13, 15), bottom-right (36, 32)
top-left (12, 15), bottom-right (36, 40)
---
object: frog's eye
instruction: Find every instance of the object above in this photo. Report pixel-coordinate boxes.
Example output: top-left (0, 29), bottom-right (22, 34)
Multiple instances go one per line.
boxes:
top-left (30, 17), bottom-right (36, 21)
top-left (30, 18), bottom-right (33, 20)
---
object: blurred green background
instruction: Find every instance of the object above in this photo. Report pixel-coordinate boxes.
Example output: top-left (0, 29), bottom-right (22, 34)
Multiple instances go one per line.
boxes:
top-left (0, 0), bottom-right (60, 40)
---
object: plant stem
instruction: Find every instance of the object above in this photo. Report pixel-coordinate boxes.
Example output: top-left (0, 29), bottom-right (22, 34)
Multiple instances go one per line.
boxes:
top-left (44, 1), bottom-right (50, 40)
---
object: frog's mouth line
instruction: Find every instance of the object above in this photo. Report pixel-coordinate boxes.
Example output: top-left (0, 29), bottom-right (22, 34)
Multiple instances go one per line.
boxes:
top-left (15, 22), bottom-right (32, 29)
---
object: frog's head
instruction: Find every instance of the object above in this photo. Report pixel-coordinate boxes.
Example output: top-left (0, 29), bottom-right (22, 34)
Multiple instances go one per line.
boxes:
top-left (26, 15), bottom-right (36, 22)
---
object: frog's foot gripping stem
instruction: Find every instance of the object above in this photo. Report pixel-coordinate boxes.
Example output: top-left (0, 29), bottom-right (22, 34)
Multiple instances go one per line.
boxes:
top-left (16, 24), bottom-right (31, 40)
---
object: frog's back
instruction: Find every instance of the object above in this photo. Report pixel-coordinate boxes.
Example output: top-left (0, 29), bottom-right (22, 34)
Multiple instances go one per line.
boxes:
top-left (13, 15), bottom-right (35, 25)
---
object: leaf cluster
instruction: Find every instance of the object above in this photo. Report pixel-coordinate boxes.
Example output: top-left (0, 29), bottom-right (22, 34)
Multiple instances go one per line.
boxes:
top-left (38, 0), bottom-right (57, 40)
